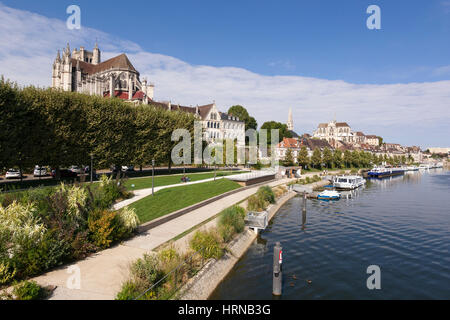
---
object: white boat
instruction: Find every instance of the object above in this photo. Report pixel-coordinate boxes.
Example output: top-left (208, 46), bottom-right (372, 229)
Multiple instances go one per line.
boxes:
top-left (332, 175), bottom-right (366, 190)
top-left (317, 190), bottom-right (341, 200)
top-left (406, 166), bottom-right (419, 171)
top-left (418, 164), bottom-right (430, 170)
top-left (368, 166), bottom-right (405, 178)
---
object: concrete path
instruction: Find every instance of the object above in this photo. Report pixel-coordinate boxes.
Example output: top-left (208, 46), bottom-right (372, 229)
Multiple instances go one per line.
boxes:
top-left (33, 178), bottom-right (293, 300)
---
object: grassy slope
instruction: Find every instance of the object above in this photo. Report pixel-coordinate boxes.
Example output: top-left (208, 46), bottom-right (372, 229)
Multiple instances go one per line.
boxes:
top-left (129, 179), bottom-right (241, 224)
top-left (125, 171), bottom-right (245, 190)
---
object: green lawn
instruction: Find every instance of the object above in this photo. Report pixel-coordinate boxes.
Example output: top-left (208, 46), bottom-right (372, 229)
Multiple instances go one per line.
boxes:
top-left (125, 171), bottom-right (245, 191)
top-left (129, 179), bottom-right (242, 224)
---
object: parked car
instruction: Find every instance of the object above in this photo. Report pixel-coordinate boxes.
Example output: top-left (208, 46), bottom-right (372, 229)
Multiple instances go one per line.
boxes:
top-left (5, 169), bottom-right (23, 179)
top-left (69, 165), bottom-right (82, 174)
top-left (34, 166), bottom-right (47, 177)
top-left (121, 165), bottom-right (135, 172)
top-left (84, 166), bottom-right (98, 179)
top-left (51, 169), bottom-right (78, 179)
top-left (110, 165), bottom-right (121, 173)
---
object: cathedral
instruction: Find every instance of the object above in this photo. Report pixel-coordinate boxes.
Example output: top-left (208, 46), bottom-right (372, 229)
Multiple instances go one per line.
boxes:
top-left (51, 42), bottom-right (246, 146)
top-left (51, 43), bottom-right (154, 104)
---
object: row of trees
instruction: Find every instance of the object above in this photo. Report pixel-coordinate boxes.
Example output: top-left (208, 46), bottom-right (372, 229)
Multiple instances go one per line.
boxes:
top-left (0, 78), bottom-right (196, 173)
top-left (284, 146), bottom-right (414, 169)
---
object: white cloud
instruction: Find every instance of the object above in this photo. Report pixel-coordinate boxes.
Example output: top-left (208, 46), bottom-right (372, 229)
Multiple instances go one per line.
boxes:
top-left (0, 3), bottom-right (449, 148)
top-left (433, 65), bottom-right (450, 76)
top-left (442, 1), bottom-right (450, 13)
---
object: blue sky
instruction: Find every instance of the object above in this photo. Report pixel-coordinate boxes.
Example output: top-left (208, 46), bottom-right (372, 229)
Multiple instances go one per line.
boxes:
top-left (0, 1), bottom-right (449, 148)
top-left (3, 0), bottom-right (450, 83)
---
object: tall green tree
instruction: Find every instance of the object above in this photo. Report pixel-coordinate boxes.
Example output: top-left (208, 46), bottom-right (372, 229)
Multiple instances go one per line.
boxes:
top-left (311, 148), bottom-right (322, 169)
top-left (322, 147), bottom-right (333, 168)
top-left (260, 121), bottom-right (292, 144)
top-left (333, 149), bottom-right (343, 169)
top-left (343, 150), bottom-right (352, 168)
top-left (297, 146), bottom-right (310, 169)
top-left (283, 149), bottom-right (294, 166)
top-left (401, 155), bottom-right (406, 165)
top-left (0, 79), bottom-right (196, 174)
top-left (228, 105), bottom-right (257, 131)
top-left (351, 151), bottom-right (361, 168)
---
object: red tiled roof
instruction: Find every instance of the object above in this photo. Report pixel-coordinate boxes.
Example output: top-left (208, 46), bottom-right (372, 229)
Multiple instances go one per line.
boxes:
top-left (103, 90), bottom-right (146, 100)
top-left (277, 137), bottom-right (301, 148)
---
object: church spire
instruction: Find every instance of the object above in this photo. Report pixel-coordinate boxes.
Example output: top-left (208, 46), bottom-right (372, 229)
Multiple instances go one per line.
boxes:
top-left (93, 40), bottom-right (101, 65)
top-left (287, 107), bottom-right (294, 131)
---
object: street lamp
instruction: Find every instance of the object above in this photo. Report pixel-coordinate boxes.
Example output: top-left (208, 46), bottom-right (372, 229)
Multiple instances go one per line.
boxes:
top-left (152, 159), bottom-right (155, 196)
top-left (90, 153), bottom-right (94, 183)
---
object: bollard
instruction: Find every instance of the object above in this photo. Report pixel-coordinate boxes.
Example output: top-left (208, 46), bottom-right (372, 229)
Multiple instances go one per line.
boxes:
top-left (302, 210), bottom-right (307, 230)
top-left (302, 191), bottom-right (307, 213)
top-left (273, 242), bottom-right (283, 296)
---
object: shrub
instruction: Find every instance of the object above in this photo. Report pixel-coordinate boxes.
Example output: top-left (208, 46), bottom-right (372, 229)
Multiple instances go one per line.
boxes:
top-left (158, 247), bottom-right (179, 266)
top-left (94, 176), bottom-right (132, 210)
top-left (115, 207), bottom-right (140, 236)
top-left (218, 224), bottom-right (235, 243)
top-left (88, 210), bottom-right (117, 249)
top-left (218, 206), bottom-right (246, 242)
top-left (0, 202), bottom-right (47, 254)
top-left (12, 281), bottom-right (44, 300)
top-left (189, 230), bottom-right (223, 260)
top-left (116, 280), bottom-right (142, 300)
top-left (59, 184), bottom-right (88, 221)
top-left (273, 187), bottom-right (287, 199)
top-left (0, 177), bottom-right (136, 285)
top-left (130, 254), bottom-right (165, 287)
top-left (257, 186), bottom-right (275, 204)
top-left (0, 262), bottom-right (16, 286)
top-left (247, 194), bottom-right (267, 212)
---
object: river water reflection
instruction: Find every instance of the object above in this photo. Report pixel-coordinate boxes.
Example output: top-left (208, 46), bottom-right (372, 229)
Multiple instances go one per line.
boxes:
top-left (210, 169), bottom-right (450, 300)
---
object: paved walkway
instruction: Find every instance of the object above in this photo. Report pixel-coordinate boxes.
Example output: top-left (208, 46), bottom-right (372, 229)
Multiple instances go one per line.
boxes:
top-left (33, 177), bottom-right (293, 300)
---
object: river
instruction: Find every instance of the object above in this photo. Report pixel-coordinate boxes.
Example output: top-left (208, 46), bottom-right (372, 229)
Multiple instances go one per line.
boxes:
top-left (210, 169), bottom-right (450, 300)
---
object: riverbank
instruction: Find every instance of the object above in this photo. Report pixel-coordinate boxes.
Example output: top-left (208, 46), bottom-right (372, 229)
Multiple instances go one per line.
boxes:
top-left (178, 186), bottom-right (299, 300)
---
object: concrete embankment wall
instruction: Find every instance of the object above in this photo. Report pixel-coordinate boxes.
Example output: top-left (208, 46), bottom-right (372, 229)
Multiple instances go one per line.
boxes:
top-left (179, 189), bottom-right (297, 300)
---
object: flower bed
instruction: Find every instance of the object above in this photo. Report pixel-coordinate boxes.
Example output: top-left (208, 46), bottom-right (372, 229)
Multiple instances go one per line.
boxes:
top-left (0, 176), bottom-right (139, 288)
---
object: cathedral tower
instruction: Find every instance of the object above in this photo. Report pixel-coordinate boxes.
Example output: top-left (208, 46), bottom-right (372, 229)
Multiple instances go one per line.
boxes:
top-left (287, 108), bottom-right (294, 131)
top-left (93, 41), bottom-right (101, 65)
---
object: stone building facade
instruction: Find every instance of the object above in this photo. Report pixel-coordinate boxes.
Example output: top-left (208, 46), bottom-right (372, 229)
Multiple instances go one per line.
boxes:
top-left (52, 43), bottom-right (154, 104)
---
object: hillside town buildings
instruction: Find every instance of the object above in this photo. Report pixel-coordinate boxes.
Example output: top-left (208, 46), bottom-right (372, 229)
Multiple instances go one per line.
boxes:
top-left (275, 111), bottom-right (423, 164)
top-left (313, 120), bottom-right (380, 147)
